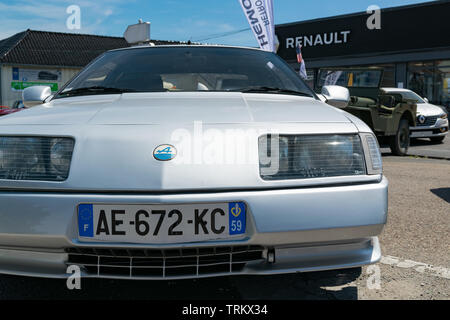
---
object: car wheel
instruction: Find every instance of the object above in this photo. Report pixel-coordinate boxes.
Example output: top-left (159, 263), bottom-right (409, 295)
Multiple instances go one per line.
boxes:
top-left (430, 136), bottom-right (445, 143)
top-left (389, 119), bottom-right (410, 156)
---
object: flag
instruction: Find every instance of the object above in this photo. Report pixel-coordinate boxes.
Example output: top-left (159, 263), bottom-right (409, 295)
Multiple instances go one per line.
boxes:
top-left (238, 0), bottom-right (276, 52)
top-left (296, 44), bottom-right (307, 80)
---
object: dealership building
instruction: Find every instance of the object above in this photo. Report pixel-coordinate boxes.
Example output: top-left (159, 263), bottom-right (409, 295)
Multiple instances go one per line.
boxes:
top-left (275, 0), bottom-right (450, 108)
top-left (1, 1), bottom-right (449, 109)
top-left (0, 29), bottom-right (179, 107)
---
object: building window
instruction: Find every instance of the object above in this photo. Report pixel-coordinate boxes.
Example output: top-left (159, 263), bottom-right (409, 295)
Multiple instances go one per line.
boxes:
top-left (407, 60), bottom-right (450, 109)
top-left (434, 60), bottom-right (450, 109)
top-left (377, 64), bottom-right (395, 88)
top-left (344, 64), bottom-right (395, 88)
top-left (407, 61), bottom-right (434, 102)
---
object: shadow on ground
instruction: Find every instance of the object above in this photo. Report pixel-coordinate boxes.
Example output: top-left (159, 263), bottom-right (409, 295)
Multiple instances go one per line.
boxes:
top-left (410, 138), bottom-right (446, 146)
top-left (430, 188), bottom-right (450, 203)
top-left (381, 138), bottom-right (447, 157)
top-left (0, 268), bottom-right (361, 300)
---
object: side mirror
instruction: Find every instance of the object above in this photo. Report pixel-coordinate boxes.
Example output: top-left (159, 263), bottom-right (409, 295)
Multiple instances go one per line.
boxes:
top-left (321, 85), bottom-right (350, 109)
top-left (22, 86), bottom-right (52, 108)
top-left (423, 97), bottom-right (429, 103)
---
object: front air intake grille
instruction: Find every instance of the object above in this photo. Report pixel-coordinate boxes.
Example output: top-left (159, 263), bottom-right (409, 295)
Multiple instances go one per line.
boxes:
top-left (417, 116), bottom-right (438, 127)
top-left (66, 246), bottom-right (265, 278)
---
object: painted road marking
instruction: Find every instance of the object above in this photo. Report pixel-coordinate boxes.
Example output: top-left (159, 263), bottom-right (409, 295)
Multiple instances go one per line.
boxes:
top-left (380, 255), bottom-right (450, 280)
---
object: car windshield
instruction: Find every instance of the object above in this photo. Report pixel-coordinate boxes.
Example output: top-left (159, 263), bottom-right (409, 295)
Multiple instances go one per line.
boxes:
top-left (55, 46), bottom-right (314, 99)
top-left (396, 91), bottom-right (426, 104)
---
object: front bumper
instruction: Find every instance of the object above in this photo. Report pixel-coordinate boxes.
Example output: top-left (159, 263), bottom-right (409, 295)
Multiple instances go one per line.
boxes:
top-left (0, 177), bottom-right (388, 279)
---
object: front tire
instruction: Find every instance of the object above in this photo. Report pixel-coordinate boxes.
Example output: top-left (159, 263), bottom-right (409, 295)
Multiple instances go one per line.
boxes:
top-left (389, 119), bottom-right (410, 156)
top-left (430, 136), bottom-right (445, 143)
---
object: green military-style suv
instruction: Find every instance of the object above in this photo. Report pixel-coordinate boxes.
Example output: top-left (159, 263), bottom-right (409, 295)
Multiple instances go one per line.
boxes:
top-left (317, 68), bottom-right (417, 156)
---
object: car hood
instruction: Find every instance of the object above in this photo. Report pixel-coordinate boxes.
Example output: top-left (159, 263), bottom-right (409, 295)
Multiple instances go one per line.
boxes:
top-left (416, 102), bottom-right (446, 117)
top-left (0, 92), bottom-right (351, 125)
top-left (0, 92), bottom-right (370, 192)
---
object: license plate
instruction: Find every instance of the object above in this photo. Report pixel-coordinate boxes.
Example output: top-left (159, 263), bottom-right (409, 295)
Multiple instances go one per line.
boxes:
top-left (411, 131), bottom-right (433, 137)
top-left (77, 202), bottom-right (246, 243)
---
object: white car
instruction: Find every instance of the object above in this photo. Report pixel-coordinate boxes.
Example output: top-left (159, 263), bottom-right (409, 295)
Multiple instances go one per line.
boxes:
top-left (0, 46), bottom-right (387, 279)
top-left (382, 88), bottom-right (449, 143)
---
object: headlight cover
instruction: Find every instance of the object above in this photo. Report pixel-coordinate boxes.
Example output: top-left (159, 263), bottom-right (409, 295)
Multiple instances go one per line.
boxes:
top-left (259, 134), bottom-right (366, 180)
top-left (360, 133), bottom-right (383, 175)
top-left (0, 136), bottom-right (74, 181)
top-left (50, 138), bottom-right (75, 175)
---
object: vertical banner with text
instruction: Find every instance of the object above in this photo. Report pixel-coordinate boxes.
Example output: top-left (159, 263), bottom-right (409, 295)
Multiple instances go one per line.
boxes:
top-left (239, 0), bottom-right (276, 52)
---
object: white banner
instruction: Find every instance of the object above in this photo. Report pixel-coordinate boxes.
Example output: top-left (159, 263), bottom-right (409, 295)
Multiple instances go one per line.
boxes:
top-left (324, 71), bottom-right (343, 86)
top-left (239, 0), bottom-right (276, 52)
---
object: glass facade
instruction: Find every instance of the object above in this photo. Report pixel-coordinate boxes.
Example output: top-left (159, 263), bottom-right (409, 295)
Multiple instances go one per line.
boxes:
top-left (435, 60), bottom-right (450, 109)
top-left (310, 63), bottom-right (395, 91)
top-left (407, 60), bottom-right (450, 109)
top-left (378, 64), bottom-right (396, 88)
top-left (297, 60), bottom-right (450, 113)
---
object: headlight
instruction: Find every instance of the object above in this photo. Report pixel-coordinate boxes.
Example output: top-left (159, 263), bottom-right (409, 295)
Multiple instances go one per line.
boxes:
top-left (50, 138), bottom-right (75, 175)
top-left (440, 113), bottom-right (448, 119)
top-left (259, 134), bottom-right (366, 180)
top-left (0, 136), bottom-right (74, 181)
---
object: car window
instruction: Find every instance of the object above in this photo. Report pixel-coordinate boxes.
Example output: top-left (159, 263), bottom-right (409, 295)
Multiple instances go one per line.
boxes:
top-left (55, 47), bottom-right (314, 98)
top-left (398, 91), bottom-right (425, 103)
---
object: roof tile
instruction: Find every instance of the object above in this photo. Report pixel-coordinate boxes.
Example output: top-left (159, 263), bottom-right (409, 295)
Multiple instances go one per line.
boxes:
top-left (0, 30), bottom-right (181, 67)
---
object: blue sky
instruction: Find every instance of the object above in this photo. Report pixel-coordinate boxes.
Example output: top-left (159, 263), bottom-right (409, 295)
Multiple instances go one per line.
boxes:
top-left (0, 0), bottom-right (434, 46)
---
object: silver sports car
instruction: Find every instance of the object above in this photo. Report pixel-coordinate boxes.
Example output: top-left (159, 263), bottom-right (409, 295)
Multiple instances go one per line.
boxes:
top-left (0, 45), bottom-right (387, 279)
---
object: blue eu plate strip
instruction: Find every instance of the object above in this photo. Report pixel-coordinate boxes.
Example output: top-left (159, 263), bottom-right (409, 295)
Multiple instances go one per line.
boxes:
top-left (78, 204), bottom-right (94, 237)
top-left (228, 202), bottom-right (246, 235)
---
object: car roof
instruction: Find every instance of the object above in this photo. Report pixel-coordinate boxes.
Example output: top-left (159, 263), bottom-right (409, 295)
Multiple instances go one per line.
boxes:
top-left (381, 87), bottom-right (413, 93)
top-left (109, 44), bottom-right (264, 53)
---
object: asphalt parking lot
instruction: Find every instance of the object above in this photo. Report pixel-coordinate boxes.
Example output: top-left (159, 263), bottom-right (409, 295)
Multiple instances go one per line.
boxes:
top-left (0, 143), bottom-right (449, 300)
top-left (381, 136), bottom-right (450, 160)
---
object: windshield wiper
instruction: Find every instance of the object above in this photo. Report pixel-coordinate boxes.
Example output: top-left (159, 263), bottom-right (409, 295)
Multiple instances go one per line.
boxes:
top-left (234, 86), bottom-right (312, 97)
top-left (56, 86), bottom-right (139, 98)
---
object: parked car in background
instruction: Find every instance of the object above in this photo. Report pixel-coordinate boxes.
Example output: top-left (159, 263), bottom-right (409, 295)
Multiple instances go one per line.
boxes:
top-left (381, 88), bottom-right (448, 143)
top-left (0, 45), bottom-right (387, 280)
top-left (0, 100), bottom-right (26, 117)
top-left (0, 107), bottom-right (14, 117)
top-left (316, 68), bottom-right (417, 156)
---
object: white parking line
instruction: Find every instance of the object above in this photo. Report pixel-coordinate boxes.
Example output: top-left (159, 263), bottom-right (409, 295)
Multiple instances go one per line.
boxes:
top-left (380, 255), bottom-right (450, 280)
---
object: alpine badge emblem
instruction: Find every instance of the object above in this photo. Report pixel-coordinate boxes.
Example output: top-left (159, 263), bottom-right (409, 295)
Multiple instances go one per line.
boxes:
top-left (153, 144), bottom-right (177, 161)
